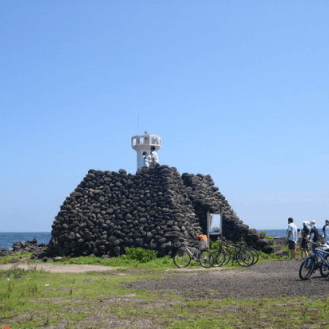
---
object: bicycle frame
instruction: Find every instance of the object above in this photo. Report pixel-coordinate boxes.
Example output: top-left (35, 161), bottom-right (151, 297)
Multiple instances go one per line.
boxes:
top-left (313, 246), bottom-right (329, 268)
top-left (299, 241), bottom-right (329, 280)
top-left (173, 238), bottom-right (213, 268)
top-left (182, 240), bottom-right (201, 261)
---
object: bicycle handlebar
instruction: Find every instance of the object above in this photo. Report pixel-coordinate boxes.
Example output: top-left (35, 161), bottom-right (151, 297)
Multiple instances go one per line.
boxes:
top-left (307, 239), bottom-right (327, 248)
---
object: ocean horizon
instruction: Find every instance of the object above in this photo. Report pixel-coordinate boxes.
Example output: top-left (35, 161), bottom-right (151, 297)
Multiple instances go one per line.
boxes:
top-left (0, 229), bottom-right (287, 249)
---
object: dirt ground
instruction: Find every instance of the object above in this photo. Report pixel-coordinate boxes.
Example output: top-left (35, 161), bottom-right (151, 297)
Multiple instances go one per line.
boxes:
top-left (0, 263), bottom-right (125, 273)
top-left (2, 259), bottom-right (329, 300)
top-left (1, 260), bottom-right (329, 328)
top-left (125, 260), bottom-right (329, 300)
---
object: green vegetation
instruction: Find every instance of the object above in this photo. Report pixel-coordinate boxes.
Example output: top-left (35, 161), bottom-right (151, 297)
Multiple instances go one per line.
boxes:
top-left (0, 252), bottom-right (33, 265)
top-left (209, 239), bottom-right (290, 263)
top-left (124, 246), bottom-right (158, 262)
top-left (0, 261), bottom-right (328, 328)
top-left (258, 230), bottom-right (274, 240)
top-left (62, 254), bottom-right (174, 268)
top-left (0, 246), bottom-right (317, 328)
top-left (265, 234), bottom-right (274, 239)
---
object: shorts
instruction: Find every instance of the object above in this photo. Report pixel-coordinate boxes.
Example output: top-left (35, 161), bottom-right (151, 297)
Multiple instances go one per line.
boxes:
top-left (301, 238), bottom-right (308, 250)
top-left (288, 240), bottom-right (295, 250)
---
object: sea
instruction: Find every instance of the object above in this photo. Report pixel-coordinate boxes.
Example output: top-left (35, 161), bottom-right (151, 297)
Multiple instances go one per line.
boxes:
top-left (0, 232), bottom-right (52, 249)
top-left (0, 229), bottom-right (287, 249)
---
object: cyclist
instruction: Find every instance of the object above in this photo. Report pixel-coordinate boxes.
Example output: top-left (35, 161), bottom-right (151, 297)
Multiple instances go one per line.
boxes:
top-left (309, 220), bottom-right (319, 246)
top-left (286, 217), bottom-right (298, 260)
top-left (322, 219), bottom-right (329, 245)
top-left (300, 221), bottom-right (310, 258)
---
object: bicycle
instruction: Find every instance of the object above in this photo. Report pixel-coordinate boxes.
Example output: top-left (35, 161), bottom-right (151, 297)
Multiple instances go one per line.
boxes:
top-left (299, 240), bottom-right (329, 280)
top-left (212, 236), bottom-right (254, 267)
top-left (173, 239), bottom-right (214, 268)
top-left (242, 244), bottom-right (259, 264)
top-left (211, 236), bottom-right (229, 267)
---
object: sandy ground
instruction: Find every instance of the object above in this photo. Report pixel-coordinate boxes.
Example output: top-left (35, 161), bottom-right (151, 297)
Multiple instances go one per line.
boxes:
top-left (0, 263), bottom-right (126, 273)
top-left (0, 262), bottom-right (228, 273)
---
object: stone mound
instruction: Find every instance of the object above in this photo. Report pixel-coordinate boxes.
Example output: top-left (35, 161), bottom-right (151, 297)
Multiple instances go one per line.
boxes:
top-left (47, 165), bottom-right (275, 257)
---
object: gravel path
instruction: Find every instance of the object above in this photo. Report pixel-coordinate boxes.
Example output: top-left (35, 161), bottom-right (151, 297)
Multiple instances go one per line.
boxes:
top-left (0, 263), bottom-right (125, 273)
top-left (126, 260), bottom-right (329, 299)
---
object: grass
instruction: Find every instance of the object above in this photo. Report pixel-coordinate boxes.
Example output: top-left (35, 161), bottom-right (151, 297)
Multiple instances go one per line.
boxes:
top-left (1, 246), bottom-right (325, 328)
top-left (0, 252), bottom-right (34, 265)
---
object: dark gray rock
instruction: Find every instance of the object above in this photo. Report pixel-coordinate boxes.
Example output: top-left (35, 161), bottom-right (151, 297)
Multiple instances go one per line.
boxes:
top-left (44, 166), bottom-right (274, 257)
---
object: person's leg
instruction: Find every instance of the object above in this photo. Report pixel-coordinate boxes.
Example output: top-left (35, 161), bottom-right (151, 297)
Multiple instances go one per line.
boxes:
top-left (303, 248), bottom-right (308, 258)
top-left (289, 241), bottom-right (296, 259)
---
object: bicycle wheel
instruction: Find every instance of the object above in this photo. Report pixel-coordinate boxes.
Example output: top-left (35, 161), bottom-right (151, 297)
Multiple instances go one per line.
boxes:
top-left (299, 257), bottom-right (315, 280)
top-left (212, 250), bottom-right (226, 267)
top-left (199, 250), bottom-right (214, 268)
top-left (222, 249), bottom-right (232, 266)
top-left (236, 250), bottom-right (254, 267)
top-left (174, 251), bottom-right (191, 268)
top-left (248, 248), bottom-right (259, 264)
top-left (320, 255), bottom-right (329, 277)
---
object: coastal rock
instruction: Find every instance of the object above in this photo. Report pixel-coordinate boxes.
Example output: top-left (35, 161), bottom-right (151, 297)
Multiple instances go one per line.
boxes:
top-left (275, 250), bottom-right (289, 257)
top-left (1, 237), bottom-right (48, 259)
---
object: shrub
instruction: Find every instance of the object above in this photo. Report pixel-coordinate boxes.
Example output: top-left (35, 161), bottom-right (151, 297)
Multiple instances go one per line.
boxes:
top-left (60, 256), bottom-right (70, 262)
top-left (265, 235), bottom-right (274, 240)
top-left (209, 239), bottom-right (221, 250)
top-left (124, 247), bottom-right (157, 263)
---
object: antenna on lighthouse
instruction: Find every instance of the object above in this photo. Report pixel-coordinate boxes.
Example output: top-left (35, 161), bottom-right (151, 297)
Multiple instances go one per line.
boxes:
top-left (131, 131), bottom-right (161, 171)
top-left (138, 115), bottom-right (140, 135)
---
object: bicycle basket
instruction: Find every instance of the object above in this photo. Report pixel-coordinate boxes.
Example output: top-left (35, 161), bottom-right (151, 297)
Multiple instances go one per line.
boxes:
top-left (199, 237), bottom-right (208, 251)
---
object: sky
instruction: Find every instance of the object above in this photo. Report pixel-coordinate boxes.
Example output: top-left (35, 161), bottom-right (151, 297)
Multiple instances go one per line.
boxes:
top-left (1, 1), bottom-right (329, 232)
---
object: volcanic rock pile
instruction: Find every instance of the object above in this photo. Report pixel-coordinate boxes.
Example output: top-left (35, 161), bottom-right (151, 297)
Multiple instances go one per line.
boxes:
top-left (48, 165), bottom-right (275, 257)
top-left (0, 237), bottom-right (48, 259)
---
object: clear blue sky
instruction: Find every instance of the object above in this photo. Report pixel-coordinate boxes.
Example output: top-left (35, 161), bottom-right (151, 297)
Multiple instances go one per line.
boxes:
top-left (1, 1), bottom-right (328, 232)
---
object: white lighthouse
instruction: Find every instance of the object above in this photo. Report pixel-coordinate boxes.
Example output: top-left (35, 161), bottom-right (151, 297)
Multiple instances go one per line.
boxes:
top-left (131, 131), bottom-right (162, 170)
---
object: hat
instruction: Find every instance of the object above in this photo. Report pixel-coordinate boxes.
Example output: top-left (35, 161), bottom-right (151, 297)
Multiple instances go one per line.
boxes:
top-left (303, 221), bottom-right (310, 226)
top-left (310, 220), bottom-right (316, 227)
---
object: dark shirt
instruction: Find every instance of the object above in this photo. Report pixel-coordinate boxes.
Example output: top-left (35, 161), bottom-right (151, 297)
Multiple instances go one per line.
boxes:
top-left (310, 227), bottom-right (319, 243)
top-left (301, 225), bottom-right (309, 238)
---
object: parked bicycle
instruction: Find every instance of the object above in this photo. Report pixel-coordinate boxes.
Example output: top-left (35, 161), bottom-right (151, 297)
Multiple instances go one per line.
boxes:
top-left (212, 236), bottom-right (255, 267)
top-left (173, 239), bottom-right (214, 268)
top-left (299, 240), bottom-right (329, 280)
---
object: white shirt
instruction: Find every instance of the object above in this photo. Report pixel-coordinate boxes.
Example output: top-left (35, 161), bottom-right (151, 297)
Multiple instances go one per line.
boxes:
top-left (151, 151), bottom-right (159, 164)
top-left (287, 223), bottom-right (298, 243)
top-left (140, 154), bottom-right (151, 168)
top-left (324, 225), bottom-right (329, 244)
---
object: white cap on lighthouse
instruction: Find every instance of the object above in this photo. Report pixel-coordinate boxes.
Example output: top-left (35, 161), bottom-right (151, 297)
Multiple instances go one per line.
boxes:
top-left (131, 131), bottom-right (162, 170)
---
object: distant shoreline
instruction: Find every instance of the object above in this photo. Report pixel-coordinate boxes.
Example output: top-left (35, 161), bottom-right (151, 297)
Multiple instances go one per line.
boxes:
top-left (1, 229), bottom-right (288, 233)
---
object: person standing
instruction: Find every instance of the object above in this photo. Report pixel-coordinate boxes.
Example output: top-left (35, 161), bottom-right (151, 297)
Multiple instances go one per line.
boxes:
top-left (309, 220), bottom-right (319, 244)
top-left (142, 152), bottom-right (151, 168)
top-left (300, 221), bottom-right (310, 259)
top-left (322, 219), bottom-right (329, 245)
top-left (150, 146), bottom-right (159, 167)
top-left (286, 217), bottom-right (298, 260)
